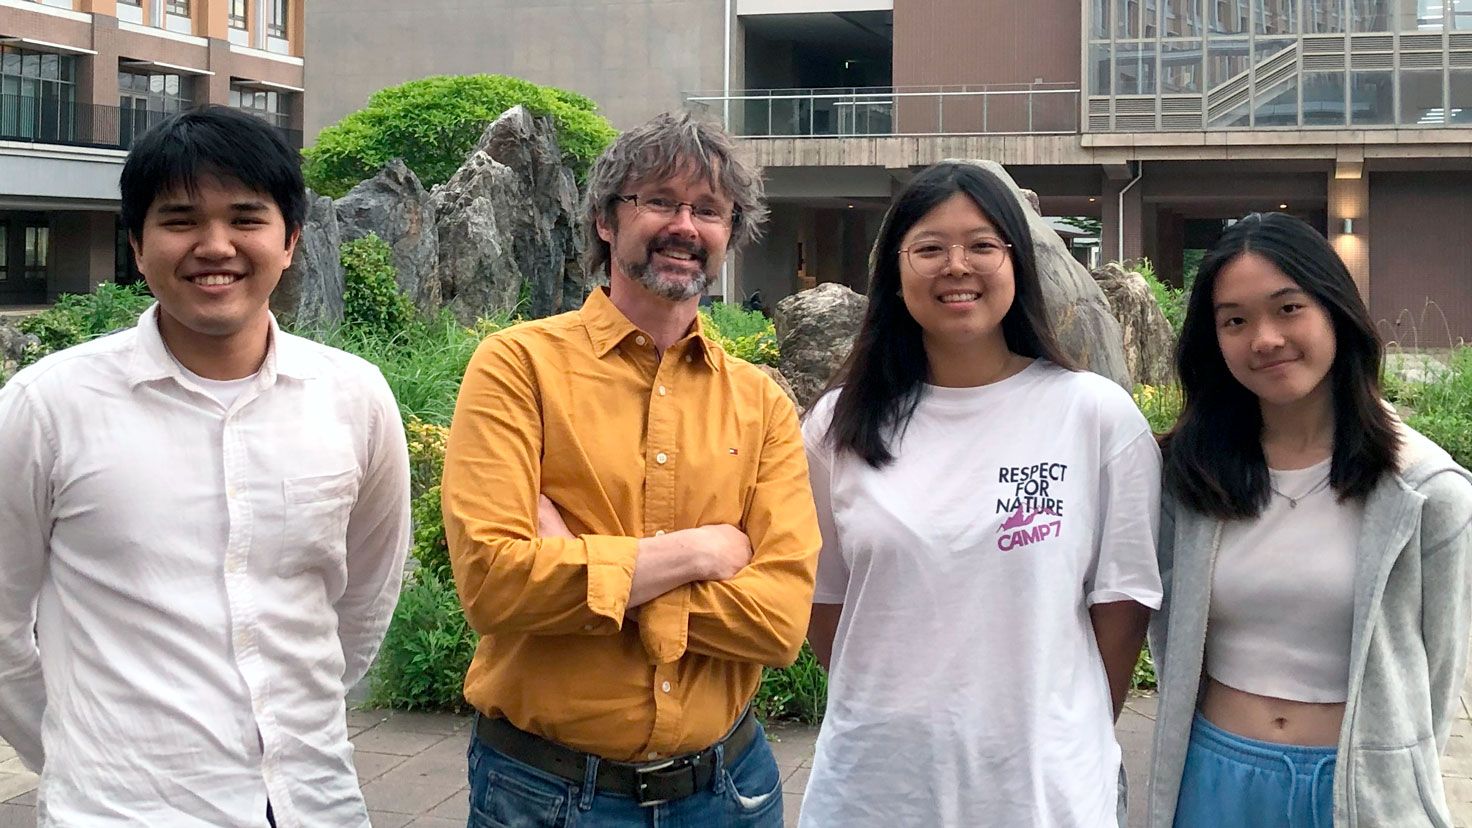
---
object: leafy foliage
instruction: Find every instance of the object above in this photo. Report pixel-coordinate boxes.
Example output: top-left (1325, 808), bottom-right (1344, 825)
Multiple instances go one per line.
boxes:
top-left (1132, 383), bottom-right (1184, 435)
top-left (1132, 645), bottom-right (1157, 691)
top-left (1386, 347), bottom-right (1472, 468)
top-left (16, 283), bottom-right (154, 364)
top-left (700, 302), bottom-right (780, 366)
top-left (754, 644), bottom-right (828, 725)
top-left (341, 234), bottom-right (416, 338)
top-left (1122, 257), bottom-right (1185, 336)
top-left (303, 74), bottom-right (618, 197)
top-left (365, 569), bottom-right (478, 712)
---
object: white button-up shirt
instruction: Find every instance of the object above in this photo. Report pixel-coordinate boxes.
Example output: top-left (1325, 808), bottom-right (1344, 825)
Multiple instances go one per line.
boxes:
top-left (0, 305), bottom-right (411, 827)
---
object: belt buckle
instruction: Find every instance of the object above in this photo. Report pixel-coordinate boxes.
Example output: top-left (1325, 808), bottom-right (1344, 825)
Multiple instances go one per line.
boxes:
top-left (634, 755), bottom-right (695, 807)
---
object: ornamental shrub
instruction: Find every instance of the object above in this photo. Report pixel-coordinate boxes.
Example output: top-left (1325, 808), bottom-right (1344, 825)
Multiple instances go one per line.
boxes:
top-left (700, 302), bottom-right (780, 366)
top-left (341, 234), bottom-right (416, 338)
top-left (17, 282), bottom-right (154, 365)
top-left (365, 569), bottom-right (477, 712)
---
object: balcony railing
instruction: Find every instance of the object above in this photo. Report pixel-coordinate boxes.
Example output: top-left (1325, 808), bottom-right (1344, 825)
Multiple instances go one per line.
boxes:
top-left (686, 84), bottom-right (1081, 137)
top-left (0, 96), bottom-right (304, 151)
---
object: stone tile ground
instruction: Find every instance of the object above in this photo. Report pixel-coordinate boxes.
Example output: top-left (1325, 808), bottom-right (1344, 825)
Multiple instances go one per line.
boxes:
top-left (4, 677), bottom-right (1472, 826)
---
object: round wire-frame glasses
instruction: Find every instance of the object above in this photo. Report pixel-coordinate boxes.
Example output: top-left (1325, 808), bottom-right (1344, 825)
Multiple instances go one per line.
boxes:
top-left (900, 239), bottom-right (1013, 278)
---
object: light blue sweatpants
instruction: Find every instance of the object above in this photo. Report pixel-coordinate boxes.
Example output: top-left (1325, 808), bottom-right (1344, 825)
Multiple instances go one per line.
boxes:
top-left (1173, 713), bottom-right (1336, 828)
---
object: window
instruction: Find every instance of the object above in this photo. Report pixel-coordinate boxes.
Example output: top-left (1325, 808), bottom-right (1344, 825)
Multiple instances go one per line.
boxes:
top-left (1093, 0), bottom-right (1113, 38)
top-left (166, 0), bottom-right (189, 15)
top-left (1210, 0), bottom-right (1249, 33)
top-left (1160, 39), bottom-right (1205, 92)
top-left (1415, 0), bottom-right (1443, 28)
top-left (1350, 0), bottom-right (1391, 30)
top-left (1400, 69), bottom-right (1445, 123)
top-left (118, 71), bottom-right (193, 147)
top-left (0, 224), bottom-right (8, 283)
top-left (268, 0), bottom-right (288, 38)
top-left (230, 0), bottom-right (248, 29)
top-left (1116, 40), bottom-right (1159, 94)
top-left (1455, 0), bottom-right (1472, 28)
top-left (1165, 0), bottom-right (1204, 35)
top-left (229, 83), bottom-right (290, 129)
top-left (23, 226), bottom-right (48, 283)
top-left (1303, 0), bottom-right (1347, 32)
top-left (118, 0), bottom-right (141, 4)
top-left (0, 45), bottom-right (78, 144)
top-left (1090, 42), bottom-right (1113, 94)
top-left (1303, 71), bottom-right (1347, 124)
top-left (1256, 0), bottom-right (1297, 33)
top-left (1350, 70), bottom-right (1394, 124)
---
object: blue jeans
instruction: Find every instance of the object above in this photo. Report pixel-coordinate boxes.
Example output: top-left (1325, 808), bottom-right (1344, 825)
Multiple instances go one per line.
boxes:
top-left (465, 717), bottom-right (784, 828)
top-left (1174, 713), bottom-right (1336, 828)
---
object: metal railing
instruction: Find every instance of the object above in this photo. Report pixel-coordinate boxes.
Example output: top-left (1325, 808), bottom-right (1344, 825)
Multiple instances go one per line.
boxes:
top-left (686, 84), bottom-right (1081, 137)
top-left (0, 95), bottom-right (304, 151)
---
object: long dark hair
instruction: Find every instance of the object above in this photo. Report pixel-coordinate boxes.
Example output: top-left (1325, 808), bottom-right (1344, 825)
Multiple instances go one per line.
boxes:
top-left (826, 162), bottom-right (1074, 468)
top-left (1162, 212), bottom-right (1398, 519)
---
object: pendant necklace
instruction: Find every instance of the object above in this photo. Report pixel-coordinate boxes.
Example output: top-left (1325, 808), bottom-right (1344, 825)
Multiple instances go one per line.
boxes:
top-left (1269, 473), bottom-right (1332, 509)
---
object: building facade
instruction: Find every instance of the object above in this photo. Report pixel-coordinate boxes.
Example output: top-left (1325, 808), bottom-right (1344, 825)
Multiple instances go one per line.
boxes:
top-left (306, 0), bottom-right (1472, 344)
top-left (1, 0), bottom-right (305, 305)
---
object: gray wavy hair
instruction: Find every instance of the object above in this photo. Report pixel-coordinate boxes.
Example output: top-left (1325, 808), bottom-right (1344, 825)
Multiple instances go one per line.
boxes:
top-left (582, 110), bottom-right (768, 279)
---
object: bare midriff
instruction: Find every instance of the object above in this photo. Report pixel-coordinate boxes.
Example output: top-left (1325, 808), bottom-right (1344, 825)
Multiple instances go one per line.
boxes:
top-left (1200, 678), bottom-right (1344, 747)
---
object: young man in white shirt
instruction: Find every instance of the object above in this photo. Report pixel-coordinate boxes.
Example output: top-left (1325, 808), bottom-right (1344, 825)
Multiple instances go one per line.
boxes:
top-left (0, 106), bottom-right (411, 827)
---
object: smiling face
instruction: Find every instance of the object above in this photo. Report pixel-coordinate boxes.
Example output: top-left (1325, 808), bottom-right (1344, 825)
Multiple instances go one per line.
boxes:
top-left (596, 166), bottom-right (734, 303)
top-left (131, 173), bottom-right (298, 357)
top-left (897, 192), bottom-right (1016, 351)
top-left (1212, 251), bottom-right (1338, 411)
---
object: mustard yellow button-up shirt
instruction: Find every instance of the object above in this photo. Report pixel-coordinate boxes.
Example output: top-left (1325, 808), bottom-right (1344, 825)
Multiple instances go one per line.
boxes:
top-left (443, 287), bottom-right (820, 760)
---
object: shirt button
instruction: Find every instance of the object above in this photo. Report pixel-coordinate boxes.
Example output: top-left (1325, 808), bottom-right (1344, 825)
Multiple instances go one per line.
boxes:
top-left (647, 751), bottom-right (659, 760)
top-left (658, 385), bottom-right (667, 396)
top-left (655, 452), bottom-right (668, 465)
top-left (684, 354), bottom-right (693, 363)
top-left (635, 335), bottom-right (647, 346)
top-left (583, 624), bottom-right (594, 631)
top-left (661, 681), bottom-right (672, 693)
top-left (654, 530), bottom-right (666, 537)
top-left (227, 487), bottom-right (238, 499)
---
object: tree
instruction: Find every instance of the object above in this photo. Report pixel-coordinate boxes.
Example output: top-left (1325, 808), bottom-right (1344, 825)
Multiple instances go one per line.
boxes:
top-left (303, 74), bottom-right (618, 198)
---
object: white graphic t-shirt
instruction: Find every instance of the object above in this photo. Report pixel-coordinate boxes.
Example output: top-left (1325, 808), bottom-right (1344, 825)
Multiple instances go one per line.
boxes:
top-left (799, 360), bottom-right (1163, 828)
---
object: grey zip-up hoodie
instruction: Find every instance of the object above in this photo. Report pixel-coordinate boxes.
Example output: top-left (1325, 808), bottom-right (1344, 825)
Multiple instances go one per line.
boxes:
top-left (1147, 423), bottom-right (1472, 827)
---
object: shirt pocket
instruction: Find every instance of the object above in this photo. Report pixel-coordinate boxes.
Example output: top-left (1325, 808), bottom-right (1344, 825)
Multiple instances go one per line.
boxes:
top-left (1350, 736), bottom-right (1453, 828)
top-left (278, 469), bottom-right (359, 578)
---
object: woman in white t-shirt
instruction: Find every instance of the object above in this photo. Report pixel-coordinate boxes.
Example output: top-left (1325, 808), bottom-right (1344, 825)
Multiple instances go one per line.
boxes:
top-left (799, 161), bottom-right (1163, 828)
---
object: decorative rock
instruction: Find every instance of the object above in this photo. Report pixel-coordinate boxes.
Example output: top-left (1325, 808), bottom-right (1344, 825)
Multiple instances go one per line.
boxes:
top-left (957, 160), bottom-right (1131, 388)
top-left (0, 321), bottom-right (39, 377)
top-left (756, 364), bottom-right (802, 413)
top-left (1092, 262), bottom-right (1177, 386)
top-left (429, 107), bottom-right (591, 323)
top-left (335, 159), bottom-right (440, 310)
top-left (773, 282), bottom-right (868, 410)
top-left (273, 193), bottom-right (344, 329)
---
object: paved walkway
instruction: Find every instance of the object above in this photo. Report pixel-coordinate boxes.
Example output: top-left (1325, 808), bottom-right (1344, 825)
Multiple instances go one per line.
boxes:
top-left (4, 685), bottom-right (1472, 826)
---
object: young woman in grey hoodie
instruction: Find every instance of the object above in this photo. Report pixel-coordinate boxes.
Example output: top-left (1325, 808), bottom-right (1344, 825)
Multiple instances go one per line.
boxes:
top-left (1147, 212), bottom-right (1472, 827)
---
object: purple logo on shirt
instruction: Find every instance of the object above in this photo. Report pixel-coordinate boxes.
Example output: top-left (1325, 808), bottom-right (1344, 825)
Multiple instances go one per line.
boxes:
top-left (995, 462), bottom-right (1067, 551)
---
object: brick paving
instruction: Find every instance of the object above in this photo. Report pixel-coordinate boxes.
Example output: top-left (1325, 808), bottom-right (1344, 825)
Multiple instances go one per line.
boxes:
top-left (3, 680), bottom-right (1472, 826)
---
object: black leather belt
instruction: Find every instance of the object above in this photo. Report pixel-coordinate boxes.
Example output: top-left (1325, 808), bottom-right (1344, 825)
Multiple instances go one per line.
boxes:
top-left (475, 707), bottom-right (758, 807)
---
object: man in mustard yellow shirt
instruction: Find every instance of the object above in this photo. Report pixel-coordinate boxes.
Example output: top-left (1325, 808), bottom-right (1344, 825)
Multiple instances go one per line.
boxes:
top-left (443, 111), bottom-right (821, 827)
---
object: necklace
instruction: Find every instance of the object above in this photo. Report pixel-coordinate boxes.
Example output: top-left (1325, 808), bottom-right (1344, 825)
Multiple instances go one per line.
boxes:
top-left (1269, 473), bottom-right (1332, 508)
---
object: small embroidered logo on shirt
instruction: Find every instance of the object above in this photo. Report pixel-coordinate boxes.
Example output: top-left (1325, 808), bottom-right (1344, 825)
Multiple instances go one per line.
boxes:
top-left (728, 447), bottom-right (739, 456)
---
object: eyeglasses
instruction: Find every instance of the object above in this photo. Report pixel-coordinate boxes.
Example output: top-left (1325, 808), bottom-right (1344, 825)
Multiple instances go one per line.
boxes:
top-left (900, 238), bottom-right (1012, 278)
top-left (614, 194), bottom-right (737, 226)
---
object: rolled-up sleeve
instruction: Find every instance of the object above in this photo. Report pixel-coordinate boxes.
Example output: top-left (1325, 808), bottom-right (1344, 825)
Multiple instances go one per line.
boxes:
top-left (443, 335), bottom-right (639, 637)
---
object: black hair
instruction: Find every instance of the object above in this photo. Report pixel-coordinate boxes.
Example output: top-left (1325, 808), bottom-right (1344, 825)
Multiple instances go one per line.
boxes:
top-left (1162, 212), bottom-right (1398, 519)
top-left (825, 161), bottom-right (1075, 468)
top-left (120, 105), bottom-right (306, 246)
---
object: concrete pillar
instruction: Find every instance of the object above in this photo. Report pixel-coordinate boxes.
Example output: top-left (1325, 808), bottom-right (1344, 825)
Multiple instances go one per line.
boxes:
top-left (1101, 168), bottom-right (1145, 264)
top-left (1156, 209), bottom-right (1186, 288)
top-left (1328, 168), bottom-right (1369, 303)
top-left (194, 0), bottom-right (231, 40)
top-left (201, 38), bottom-right (233, 107)
top-left (289, 0), bottom-right (304, 56)
top-left (79, 0), bottom-right (118, 14)
top-left (50, 213), bottom-right (119, 299)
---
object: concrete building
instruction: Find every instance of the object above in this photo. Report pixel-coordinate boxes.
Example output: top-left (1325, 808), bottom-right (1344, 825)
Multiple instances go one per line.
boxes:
top-left (1, 0), bottom-right (305, 305)
top-left (308, 0), bottom-right (1472, 344)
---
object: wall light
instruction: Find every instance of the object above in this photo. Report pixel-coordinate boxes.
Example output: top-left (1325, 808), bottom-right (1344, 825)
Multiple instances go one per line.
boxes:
top-left (1279, 203), bottom-right (1288, 210)
top-left (1342, 218), bottom-right (1355, 234)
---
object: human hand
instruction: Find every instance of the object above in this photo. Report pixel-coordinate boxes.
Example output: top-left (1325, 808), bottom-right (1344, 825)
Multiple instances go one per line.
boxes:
top-left (538, 495), bottom-right (574, 539)
top-left (685, 524), bottom-right (753, 581)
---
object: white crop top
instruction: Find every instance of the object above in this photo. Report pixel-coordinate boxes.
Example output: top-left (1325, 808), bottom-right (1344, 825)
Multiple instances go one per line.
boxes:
top-left (1205, 458), bottom-right (1364, 703)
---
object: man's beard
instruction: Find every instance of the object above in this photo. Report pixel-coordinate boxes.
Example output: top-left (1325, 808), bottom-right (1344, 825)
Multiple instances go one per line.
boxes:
top-left (617, 235), bottom-right (713, 301)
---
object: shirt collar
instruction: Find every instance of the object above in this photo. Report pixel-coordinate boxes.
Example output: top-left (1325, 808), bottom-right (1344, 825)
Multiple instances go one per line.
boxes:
top-left (126, 303), bottom-right (318, 388)
top-left (579, 287), bottom-right (721, 371)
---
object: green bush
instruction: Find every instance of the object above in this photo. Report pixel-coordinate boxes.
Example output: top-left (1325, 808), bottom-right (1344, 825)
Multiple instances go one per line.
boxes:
top-left (755, 644), bottom-right (827, 725)
top-left (700, 302), bottom-right (780, 366)
top-left (17, 282), bottom-right (154, 365)
top-left (1125, 258), bottom-right (1185, 336)
top-left (365, 569), bottom-right (478, 712)
top-left (1132, 383), bottom-right (1183, 435)
top-left (341, 235), bottom-right (416, 338)
top-left (303, 74), bottom-right (618, 197)
top-left (1132, 646), bottom-right (1157, 691)
top-left (1388, 347), bottom-right (1472, 468)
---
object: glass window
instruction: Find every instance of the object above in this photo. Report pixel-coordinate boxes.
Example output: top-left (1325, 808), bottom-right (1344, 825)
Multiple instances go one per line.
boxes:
top-left (268, 0), bottom-right (288, 38)
top-left (1255, 36), bottom-right (1296, 62)
top-left (1415, 0), bottom-right (1444, 27)
top-left (1119, 0), bottom-right (1142, 36)
top-left (1256, 0), bottom-right (1298, 33)
top-left (230, 0), bottom-right (248, 29)
top-left (1211, 95), bottom-right (1253, 125)
top-left (1208, 37), bottom-right (1252, 86)
top-left (118, 71), bottom-right (193, 146)
top-left (1451, 69), bottom-right (1472, 122)
top-left (118, 0), bottom-right (141, 4)
top-left (1116, 40), bottom-right (1159, 94)
top-left (1090, 43), bottom-right (1113, 95)
top-left (1210, 0), bottom-right (1250, 32)
top-left (1093, 0), bottom-right (1112, 38)
top-left (230, 83), bottom-right (291, 129)
top-left (1254, 80), bottom-right (1300, 123)
top-left (1304, 0), bottom-right (1348, 31)
top-left (1350, 70), bottom-right (1394, 123)
top-left (1454, 0), bottom-right (1472, 27)
top-left (0, 45), bottom-right (78, 144)
top-left (1165, 0), bottom-right (1205, 35)
top-left (1146, 0), bottom-right (1162, 34)
top-left (1303, 71), bottom-right (1347, 123)
top-left (23, 226), bottom-right (48, 282)
top-left (0, 224), bottom-right (8, 282)
top-left (1351, 0), bottom-right (1392, 29)
top-left (167, 0), bottom-right (189, 15)
top-left (1161, 40), bottom-right (1205, 91)
top-left (1400, 68), bottom-right (1445, 123)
